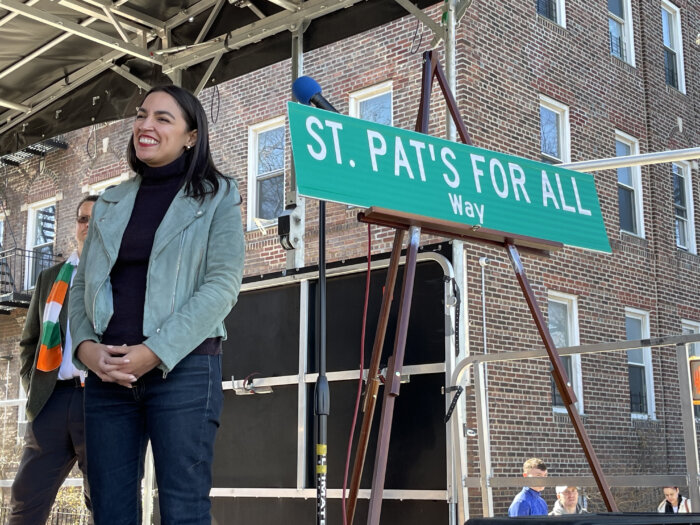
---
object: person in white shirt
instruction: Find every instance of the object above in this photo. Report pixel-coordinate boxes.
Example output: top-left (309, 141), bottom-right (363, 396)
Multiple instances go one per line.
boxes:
top-left (9, 195), bottom-right (96, 524)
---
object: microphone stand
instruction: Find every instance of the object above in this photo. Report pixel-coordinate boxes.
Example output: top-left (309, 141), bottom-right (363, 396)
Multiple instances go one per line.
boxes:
top-left (311, 98), bottom-right (338, 525)
top-left (315, 196), bottom-right (329, 525)
top-left (290, 79), bottom-right (337, 524)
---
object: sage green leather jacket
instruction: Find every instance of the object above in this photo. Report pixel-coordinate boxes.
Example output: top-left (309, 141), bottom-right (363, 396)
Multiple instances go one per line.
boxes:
top-left (70, 176), bottom-right (244, 373)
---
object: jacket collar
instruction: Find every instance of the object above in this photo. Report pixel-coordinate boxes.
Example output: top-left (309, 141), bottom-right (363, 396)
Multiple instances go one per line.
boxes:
top-left (151, 190), bottom-right (202, 258)
top-left (95, 175), bottom-right (204, 260)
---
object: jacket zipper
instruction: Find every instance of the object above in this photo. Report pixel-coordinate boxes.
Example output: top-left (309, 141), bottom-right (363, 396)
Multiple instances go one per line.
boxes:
top-left (92, 222), bottom-right (113, 334)
top-left (171, 231), bottom-right (186, 314)
top-left (162, 230), bottom-right (187, 380)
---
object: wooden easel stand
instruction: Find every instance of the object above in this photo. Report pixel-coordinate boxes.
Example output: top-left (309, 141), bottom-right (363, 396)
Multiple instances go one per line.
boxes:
top-left (345, 51), bottom-right (618, 525)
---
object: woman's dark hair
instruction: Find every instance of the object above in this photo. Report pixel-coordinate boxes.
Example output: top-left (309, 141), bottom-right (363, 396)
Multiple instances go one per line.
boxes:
top-left (127, 84), bottom-right (229, 202)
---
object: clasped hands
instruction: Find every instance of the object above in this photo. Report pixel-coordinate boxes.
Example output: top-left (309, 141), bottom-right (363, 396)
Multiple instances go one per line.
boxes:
top-left (76, 341), bottom-right (162, 388)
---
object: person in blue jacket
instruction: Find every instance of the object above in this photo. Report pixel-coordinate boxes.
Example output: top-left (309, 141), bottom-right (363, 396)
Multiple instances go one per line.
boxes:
top-left (70, 84), bottom-right (244, 525)
top-left (508, 458), bottom-right (549, 517)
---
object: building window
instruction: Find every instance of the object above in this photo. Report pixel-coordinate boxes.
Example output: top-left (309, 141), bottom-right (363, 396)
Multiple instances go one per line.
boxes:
top-left (626, 308), bottom-right (654, 418)
top-left (548, 292), bottom-right (582, 413)
top-left (25, 198), bottom-right (56, 289)
top-left (615, 131), bottom-right (643, 236)
top-left (84, 172), bottom-right (130, 195)
top-left (536, 0), bottom-right (565, 26)
top-left (247, 117), bottom-right (285, 231)
top-left (539, 96), bottom-right (570, 164)
top-left (349, 81), bottom-right (393, 126)
top-left (682, 320), bottom-right (700, 419)
top-left (673, 162), bottom-right (695, 253)
top-left (608, 0), bottom-right (634, 65)
top-left (661, 1), bottom-right (685, 92)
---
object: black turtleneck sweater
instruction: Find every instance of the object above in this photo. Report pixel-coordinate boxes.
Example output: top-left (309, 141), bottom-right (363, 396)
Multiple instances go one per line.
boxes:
top-left (101, 155), bottom-right (186, 347)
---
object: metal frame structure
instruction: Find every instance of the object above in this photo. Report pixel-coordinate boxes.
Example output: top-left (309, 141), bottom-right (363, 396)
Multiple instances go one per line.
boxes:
top-left (212, 251), bottom-right (459, 521)
top-left (0, 0), bottom-right (454, 156)
top-left (449, 333), bottom-right (700, 520)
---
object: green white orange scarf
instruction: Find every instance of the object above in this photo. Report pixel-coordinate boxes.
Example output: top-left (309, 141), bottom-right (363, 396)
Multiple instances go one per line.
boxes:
top-left (36, 252), bottom-right (79, 372)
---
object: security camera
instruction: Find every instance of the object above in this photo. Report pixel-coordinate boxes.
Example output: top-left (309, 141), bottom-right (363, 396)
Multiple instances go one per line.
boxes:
top-left (478, 257), bottom-right (490, 267)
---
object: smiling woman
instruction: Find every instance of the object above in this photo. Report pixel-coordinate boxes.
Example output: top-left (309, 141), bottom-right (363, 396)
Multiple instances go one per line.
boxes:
top-left (69, 85), bottom-right (245, 525)
top-left (132, 92), bottom-right (197, 168)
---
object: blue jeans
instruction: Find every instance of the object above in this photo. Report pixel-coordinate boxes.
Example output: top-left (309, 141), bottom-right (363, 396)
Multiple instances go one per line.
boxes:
top-left (84, 354), bottom-right (223, 525)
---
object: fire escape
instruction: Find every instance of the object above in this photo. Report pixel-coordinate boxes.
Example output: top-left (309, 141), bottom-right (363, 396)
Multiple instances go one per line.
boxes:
top-left (0, 138), bottom-right (68, 312)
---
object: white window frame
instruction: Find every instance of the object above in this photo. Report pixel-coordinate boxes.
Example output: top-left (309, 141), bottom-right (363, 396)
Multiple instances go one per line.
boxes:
top-left (615, 130), bottom-right (644, 238)
top-left (548, 291), bottom-right (583, 414)
top-left (83, 172), bottom-right (131, 195)
top-left (608, 0), bottom-right (636, 66)
top-left (625, 307), bottom-right (655, 419)
top-left (247, 116), bottom-right (286, 231)
top-left (673, 161), bottom-right (695, 253)
top-left (349, 81), bottom-right (393, 126)
top-left (24, 197), bottom-right (57, 290)
top-left (536, 0), bottom-right (566, 27)
top-left (661, 0), bottom-right (686, 93)
top-left (539, 95), bottom-right (570, 164)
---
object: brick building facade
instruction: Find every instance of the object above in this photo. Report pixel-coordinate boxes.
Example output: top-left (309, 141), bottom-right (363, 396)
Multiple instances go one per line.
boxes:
top-left (0, 0), bottom-right (698, 519)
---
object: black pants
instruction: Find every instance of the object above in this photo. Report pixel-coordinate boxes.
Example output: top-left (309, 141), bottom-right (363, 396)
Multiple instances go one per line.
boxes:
top-left (9, 380), bottom-right (92, 525)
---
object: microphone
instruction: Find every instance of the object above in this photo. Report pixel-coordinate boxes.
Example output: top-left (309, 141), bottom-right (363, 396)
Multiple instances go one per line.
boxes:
top-left (292, 76), bottom-right (338, 113)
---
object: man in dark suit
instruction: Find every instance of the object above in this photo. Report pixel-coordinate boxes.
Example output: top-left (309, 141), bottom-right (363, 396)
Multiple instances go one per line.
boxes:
top-left (9, 195), bottom-right (97, 524)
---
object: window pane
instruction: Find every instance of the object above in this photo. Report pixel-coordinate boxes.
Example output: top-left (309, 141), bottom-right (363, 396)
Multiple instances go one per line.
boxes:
top-left (29, 244), bottom-right (53, 288)
top-left (674, 166), bottom-right (688, 248)
top-left (551, 355), bottom-right (573, 407)
top-left (626, 315), bottom-right (644, 364)
top-left (664, 48), bottom-right (678, 88)
top-left (549, 299), bottom-right (573, 408)
top-left (618, 186), bottom-right (636, 233)
top-left (34, 205), bottom-right (55, 246)
top-left (626, 315), bottom-right (642, 340)
top-left (673, 169), bottom-right (686, 211)
top-left (540, 106), bottom-right (560, 159)
top-left (676, 218), bottom-right (688, 249)
top-left (662, 9), bottom-right (673, 48)
top-left (627, 348), bottom-right (644, 364)
top-left (628, 365), bottom-right (647, 413)
top-left (609, 18), bottom-right (624, 59)
top-left (548, 301), bottom-right (569, 348)
top-left (536, 0), bottom-right (557, 21)
top-left (359, 93), bottom-right (391, 126)
top-left (257, 127), bottom-right (284, 175)
top-left (608, 0), bottom-right (624, 19)
top-left (615, 140), bottom-right (631, 158)
top-left (617, 166), bottom-right (633, 187)
top-left (257, 174), bottom-right (284, 220)
top-left (683, 327), bottom-right (700, 358)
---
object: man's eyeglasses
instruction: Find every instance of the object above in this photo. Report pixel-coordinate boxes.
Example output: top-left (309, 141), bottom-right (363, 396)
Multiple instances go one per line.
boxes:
top-left (76, 215), bottom-right (91, 224)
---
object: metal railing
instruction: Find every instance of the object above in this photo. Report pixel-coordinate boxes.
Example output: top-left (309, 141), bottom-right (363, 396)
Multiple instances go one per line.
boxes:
top-left (0, 247), bottom-right (61, 297)
top-left (449, 332), bottom-right (700, 519)
top-left (0, 505), bottom-right (89, 524)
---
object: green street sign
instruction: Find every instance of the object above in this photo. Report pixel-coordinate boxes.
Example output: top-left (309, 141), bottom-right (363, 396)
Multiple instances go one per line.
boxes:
top-left (288, 102), bottom-right (611, 253)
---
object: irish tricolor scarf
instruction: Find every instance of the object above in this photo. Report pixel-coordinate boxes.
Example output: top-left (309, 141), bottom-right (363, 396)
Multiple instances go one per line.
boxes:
top-left (36, 253), bottom-right (78, 372)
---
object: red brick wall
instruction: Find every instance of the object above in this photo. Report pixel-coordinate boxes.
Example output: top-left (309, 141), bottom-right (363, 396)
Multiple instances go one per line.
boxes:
top-left (1, 0), bottom-right (699, 516)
